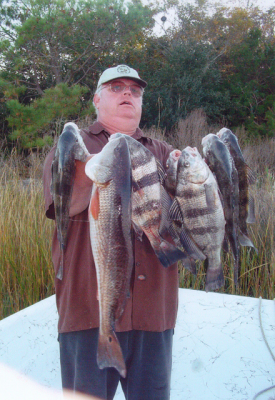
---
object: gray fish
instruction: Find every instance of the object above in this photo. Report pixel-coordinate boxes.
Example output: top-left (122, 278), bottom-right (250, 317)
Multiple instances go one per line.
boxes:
top-left (85, 136), bottom-right (133, 378)
top-left (202, 133), bottom-right (240, 285)
top-left (165, 149), bottom-right (182, 196)
top-left (51, 122), bottom-right (89, 279)
top-left (217, 128), bottom-right (257, 251)
top-left (169, 147), bottom-right (226, 291)
top-left (110, 133), bottom-right (190, 270)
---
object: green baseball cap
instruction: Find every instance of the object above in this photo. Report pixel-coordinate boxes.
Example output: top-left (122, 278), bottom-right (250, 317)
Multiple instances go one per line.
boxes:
top-left (97, 65), bottom-right (147, 90)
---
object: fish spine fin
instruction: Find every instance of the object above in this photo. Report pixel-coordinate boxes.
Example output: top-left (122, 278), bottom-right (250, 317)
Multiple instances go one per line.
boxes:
top-left (155, 240), bottom-right (186, 268)
top-left (97, 331), bottom-right (126, 378)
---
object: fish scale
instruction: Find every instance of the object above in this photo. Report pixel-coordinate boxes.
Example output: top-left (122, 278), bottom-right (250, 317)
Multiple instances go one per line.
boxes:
top-left (170, 147), bottom-right (226, 291)
top-left (110, 133), bottom-right (190, 271)
top-left (85, 135), bottom-right (133, 379)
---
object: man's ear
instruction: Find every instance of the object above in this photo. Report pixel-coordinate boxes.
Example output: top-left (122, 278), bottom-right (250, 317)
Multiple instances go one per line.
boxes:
top-left (93, 93), bottom-right (100, 110)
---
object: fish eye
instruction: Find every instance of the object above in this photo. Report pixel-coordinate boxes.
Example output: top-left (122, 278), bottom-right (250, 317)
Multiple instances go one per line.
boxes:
top-left (184, 161), bottom-right (190, 167)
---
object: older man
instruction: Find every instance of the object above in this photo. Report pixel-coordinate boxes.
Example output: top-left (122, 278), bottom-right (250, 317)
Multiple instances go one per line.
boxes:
top-left (43, 65), bottom-right (178, 400)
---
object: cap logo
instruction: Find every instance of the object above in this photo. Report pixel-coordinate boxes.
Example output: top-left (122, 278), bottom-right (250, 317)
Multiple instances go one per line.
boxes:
top-left (117, 65), bottom-right (131, 74)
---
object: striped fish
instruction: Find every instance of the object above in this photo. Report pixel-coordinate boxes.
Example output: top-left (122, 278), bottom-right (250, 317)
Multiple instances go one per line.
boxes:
top-left (110, 133), bottom-right (189, 270)
top-left (217, 128), bottom-right (257, 251)
top-left (169, 147), bottom-right (226, 291)
top-left (202, 133), bottom-right (240, 285)
top-left (51, 122), bottom-right (90, 279)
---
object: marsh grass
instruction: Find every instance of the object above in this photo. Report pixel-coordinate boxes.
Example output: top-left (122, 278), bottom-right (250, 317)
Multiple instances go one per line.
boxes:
top-left (0, 150), bottom-right (55, 319)
top-left (1, 110), bottom-right (275, 319)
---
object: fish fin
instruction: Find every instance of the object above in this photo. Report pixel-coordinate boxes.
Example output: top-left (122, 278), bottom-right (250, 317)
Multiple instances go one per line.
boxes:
top-left (204, 183), bottom-right (216, 210)
top-left (239, 230), bottom-right (258, 254)
top-left (178, 226), bottom-right (206, 261)
top-left (159, 186), bottom-right (172, 235)
top-left (132, 222), bottom-right (143, 241)
top-left (132, 179), bottom-right (140, 193)
top-left (180, 255), bottom-right (197, 275)
top-left (90, 186), bottom-right (100, 220)
top-left (169, 198), bottom-right (183, 222)
top-left (247, 193), bottom-right (255, 223)
top-left (56, 249), bottom-right (64, 280)
top-left (246, 164), bottom-right (257, 185)
top-left (97, 331), bottom-right (126, 378)
top-left (156, 158), bottom-right (167, 185)
top-left (155, 240), bottom-right (186, 268)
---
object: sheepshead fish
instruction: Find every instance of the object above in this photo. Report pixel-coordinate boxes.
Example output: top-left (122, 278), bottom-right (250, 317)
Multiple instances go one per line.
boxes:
top-left (85, 135), bottom-right (133, 378)
top-left (202, 133), bottom-right (240, 285)
top-left (169, 147), bottom-right (226, 291)
top-left (217, 128), bottom-right (257, 251)
top-left (165, 149), bottom-right (182, 196)
top-left (110, 133), bottom-right (190, 270)
top-left (51, 122), bottom-right (90, 279)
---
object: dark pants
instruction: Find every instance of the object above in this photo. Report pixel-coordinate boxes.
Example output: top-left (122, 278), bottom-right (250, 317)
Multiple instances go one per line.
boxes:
top-left (59, 328), bottom-right (173, 400)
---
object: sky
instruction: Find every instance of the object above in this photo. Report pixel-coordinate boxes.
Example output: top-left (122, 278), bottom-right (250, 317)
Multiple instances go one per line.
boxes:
top-left (152, 0), bottom-right (275, 35)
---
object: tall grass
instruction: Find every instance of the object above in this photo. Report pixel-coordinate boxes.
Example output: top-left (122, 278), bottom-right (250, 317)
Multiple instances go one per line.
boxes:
top-left (1, 110), bottom-right (275, 320)
top-left (148, 109), bottom-right (275, 300)
top-left (0, 150), bottom-right (55, 319)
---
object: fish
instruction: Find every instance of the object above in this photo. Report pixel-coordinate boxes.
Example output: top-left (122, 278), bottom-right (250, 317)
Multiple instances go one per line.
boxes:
top-left (165, 149), bottom-right (182, 196)
top-left (51, 122), bottom-right (90, 280)
top-left (169, 147), bottom-right (226, 291)
top-left (217, 128), bottom-right (257, 251)
top-left (202, 133), bottom-right (240, 285)
top-left (109, 133), bottom-right (192, 271)
top-left (85, 135), bottom-right (133, 378)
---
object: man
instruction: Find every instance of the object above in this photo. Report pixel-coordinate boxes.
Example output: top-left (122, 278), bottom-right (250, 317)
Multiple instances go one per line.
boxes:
top-left (43, 65), bottom-right (178, 400)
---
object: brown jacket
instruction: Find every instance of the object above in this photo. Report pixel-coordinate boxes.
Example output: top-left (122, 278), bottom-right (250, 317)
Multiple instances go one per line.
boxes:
top-left (43, 122), bottom-right (178, 333)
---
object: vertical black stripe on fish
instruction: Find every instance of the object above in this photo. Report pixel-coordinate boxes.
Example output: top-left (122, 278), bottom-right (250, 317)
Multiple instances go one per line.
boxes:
top-left (132, 200), bottom-right (160, 217)
top-left (188, 226), bottom-right (221, 235)
top-left (177, 188), bottom-right (201, 199)
top-left (183, 207), bottom-right (216, 219)
top-left (131, 153), bottom-right (154, 169)
top-left (133, 171), bottom-right (159, 191)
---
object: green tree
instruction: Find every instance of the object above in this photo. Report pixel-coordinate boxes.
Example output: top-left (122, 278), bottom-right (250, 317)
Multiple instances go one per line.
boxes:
top-left (0, 0), bottom-right (156, 148)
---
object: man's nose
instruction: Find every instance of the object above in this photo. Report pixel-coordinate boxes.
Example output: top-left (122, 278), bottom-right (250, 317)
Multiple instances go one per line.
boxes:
top-left (123, 86), bottom-right (132, 94)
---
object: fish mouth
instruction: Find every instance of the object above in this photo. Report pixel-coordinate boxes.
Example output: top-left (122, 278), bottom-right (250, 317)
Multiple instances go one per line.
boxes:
top-left (183, 146), bottom-right (198, 158)
top-left (171, 149), bottom-right (182, 160)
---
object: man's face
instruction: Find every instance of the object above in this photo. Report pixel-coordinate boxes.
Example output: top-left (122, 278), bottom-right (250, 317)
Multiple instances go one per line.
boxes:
top-left (93, 78), bottom-right (143, 129)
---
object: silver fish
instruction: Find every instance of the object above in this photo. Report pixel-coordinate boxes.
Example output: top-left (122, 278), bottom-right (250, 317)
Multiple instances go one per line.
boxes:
top-left (85, 135), bottom-right (133, 378)
top-left (110, 133), bottom-right (189, 270)
top-left (51, 122), bottom-right (89, 279)
top-left (217, 128), bottom-right (257, 251)
top-left (202, 133), bottom-right (240, 285)
top-left (169, 147), bottom-right (226, 291)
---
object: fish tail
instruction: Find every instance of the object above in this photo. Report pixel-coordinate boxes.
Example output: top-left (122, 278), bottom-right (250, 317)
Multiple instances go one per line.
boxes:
top-left (154, 240), bottom-right (186, 268)
top-left (234, 256), bottom-right (240, 287)
top-left (205, 260), bottom-right (225, 292)
top-left (97, 330), bottom-right (126, 378)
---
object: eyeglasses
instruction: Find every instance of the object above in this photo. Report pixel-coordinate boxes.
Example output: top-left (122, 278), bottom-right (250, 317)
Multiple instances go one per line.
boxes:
top-left (100, 81), bottom-right (144, 98)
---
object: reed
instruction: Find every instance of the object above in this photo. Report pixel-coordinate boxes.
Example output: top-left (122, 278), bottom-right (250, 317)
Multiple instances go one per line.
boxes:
top-left (0, 150), bottom-right (55, 319)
